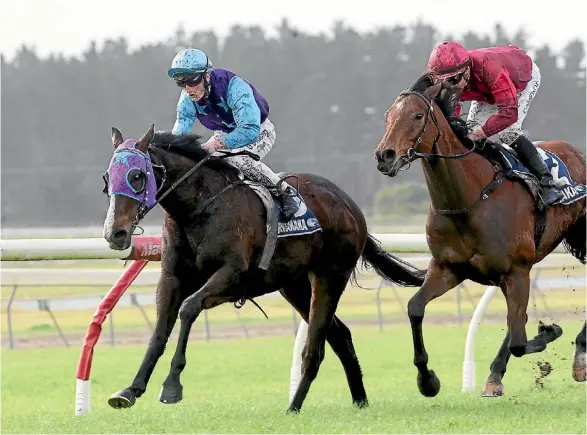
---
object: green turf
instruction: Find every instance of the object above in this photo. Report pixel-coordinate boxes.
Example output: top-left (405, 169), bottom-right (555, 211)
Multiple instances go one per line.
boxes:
top-left (2, 322), bottom-right (585, 434)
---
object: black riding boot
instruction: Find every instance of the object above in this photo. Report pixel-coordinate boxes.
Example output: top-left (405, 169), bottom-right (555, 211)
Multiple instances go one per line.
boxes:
top-left (511, 135), bottom-right (564, 207)
top-left (279, 185), bottom-right (299, 220)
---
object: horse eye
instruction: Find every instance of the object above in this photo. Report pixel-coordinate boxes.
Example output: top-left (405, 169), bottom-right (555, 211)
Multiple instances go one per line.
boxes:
top-left (127, 169), bottom-right (146, 193)
top-left (415, 113), bottom-right (424, 120)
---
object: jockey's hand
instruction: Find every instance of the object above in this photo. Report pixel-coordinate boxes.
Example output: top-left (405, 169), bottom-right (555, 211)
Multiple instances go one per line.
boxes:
top-left (468, 126), bottom-right (486, 142)
top-left (201, 137), bottom-right (224, 153)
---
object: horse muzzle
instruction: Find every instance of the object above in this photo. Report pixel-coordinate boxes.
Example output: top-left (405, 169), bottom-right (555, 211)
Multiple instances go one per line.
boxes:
top-left (375, 149), bottom-right (407, 177)
top-left (102, 197), bottom-right (135, 250)
top-left (105, 227), bottom-right (132, 250)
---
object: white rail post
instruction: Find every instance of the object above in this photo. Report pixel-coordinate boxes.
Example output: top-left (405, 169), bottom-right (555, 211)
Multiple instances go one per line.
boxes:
top-left (289, 320), bottom-right (308, 403)
top-left (462, 286), bottom-right (499, 392)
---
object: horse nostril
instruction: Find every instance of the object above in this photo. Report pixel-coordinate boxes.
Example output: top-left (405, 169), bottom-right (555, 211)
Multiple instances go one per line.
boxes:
top-left (112, 229), bottom-right (128, 245)
top-left (382, 149), bottom-right (396, 162)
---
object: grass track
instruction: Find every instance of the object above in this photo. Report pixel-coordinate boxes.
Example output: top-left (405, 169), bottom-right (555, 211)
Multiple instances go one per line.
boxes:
top-left (2, 322), bottom-right (586, 433)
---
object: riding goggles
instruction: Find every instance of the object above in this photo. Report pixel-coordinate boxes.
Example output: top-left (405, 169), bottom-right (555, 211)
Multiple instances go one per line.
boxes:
top-left (174, 74), bottom-right (204, 88)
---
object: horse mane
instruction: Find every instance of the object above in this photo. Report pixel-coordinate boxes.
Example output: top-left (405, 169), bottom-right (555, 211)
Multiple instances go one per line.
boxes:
top-left (149, 131), bottom-right (239, 176)
top-left (407, 73), bottom-right (479, 150)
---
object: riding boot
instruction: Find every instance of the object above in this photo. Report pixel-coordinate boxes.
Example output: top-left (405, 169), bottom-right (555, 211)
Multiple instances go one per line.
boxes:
top-left (277, 184), bottom-right (300, 220)
top-left (510, 135), bottom-right (564, 207)
top-left (230, 156), bottom-right (300, 220)
top-left (254, 163), bottom-right (299, 220)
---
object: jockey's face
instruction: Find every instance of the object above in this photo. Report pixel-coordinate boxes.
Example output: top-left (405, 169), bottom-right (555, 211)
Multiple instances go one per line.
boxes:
top-left (183, 72), bottom-right (211, 102)
top-left (444, 68), bottom-right (470, 90)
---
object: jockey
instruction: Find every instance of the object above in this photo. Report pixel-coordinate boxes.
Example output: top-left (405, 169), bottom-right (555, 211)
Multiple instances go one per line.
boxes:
top-left (425, 41), bottom-right (563, 207)
top-left (168, 48), bottom-right (299, 219)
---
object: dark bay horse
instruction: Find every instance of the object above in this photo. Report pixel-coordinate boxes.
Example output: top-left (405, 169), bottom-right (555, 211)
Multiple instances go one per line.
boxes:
top-left (374, 75), bottom-right (586, 397)
top-left (102, 124), bottom-right (426, 413)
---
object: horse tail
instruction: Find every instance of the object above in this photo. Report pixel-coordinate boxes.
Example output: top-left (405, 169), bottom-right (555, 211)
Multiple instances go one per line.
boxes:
top-left (360, 234), bottom-right (426, 287)
top-left (563, 214), bottom-right (586, 264)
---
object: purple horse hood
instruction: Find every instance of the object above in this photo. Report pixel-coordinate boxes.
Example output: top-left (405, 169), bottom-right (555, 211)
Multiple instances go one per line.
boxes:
top-left (107, 139), bottom-right (158, 208)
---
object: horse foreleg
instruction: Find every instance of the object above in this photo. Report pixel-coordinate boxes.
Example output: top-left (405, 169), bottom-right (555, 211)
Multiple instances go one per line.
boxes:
top-left (407, 259), bottom-right (461, 397)
top-left (482, 276), bottom-right (527, 397)
top-left (482, 331), bottom-right (511, 397)
top-left (572, 321), bottom-right (586, 382)
top-left (108, 273), bottom-right (183, 409)
top-left (159, 265), bottom-right (239, 404)
top-left (504, 267), bottom-right (563, 358)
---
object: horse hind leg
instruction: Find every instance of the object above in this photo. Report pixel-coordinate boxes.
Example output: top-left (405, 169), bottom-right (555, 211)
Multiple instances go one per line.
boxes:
top-left (326, 315), bottom-right (368, 408)
top-left (563, 214), bottom-right (586, 265)
top-left (572, 321), bottom-right (586, 382)
top-left (287, 272), bottom-right (349, 413)
top-left (281, 275), bottom-right (368, 410)
top-left (562, 215), bottom-right (586, 380)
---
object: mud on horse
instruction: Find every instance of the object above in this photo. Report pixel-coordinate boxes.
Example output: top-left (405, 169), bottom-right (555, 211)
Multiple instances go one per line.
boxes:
top-left (374, 75), bottom-right (586, 397)
top-left (101, 124), bottom-right (427, 413)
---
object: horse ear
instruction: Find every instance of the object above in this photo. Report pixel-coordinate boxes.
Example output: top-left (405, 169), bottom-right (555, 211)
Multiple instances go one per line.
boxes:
top-left (136, 124), bottom-right (155, 152)
top-left (423, 83), bottom-right (442, 101)
top-left (439, 85), bottom-right (463, 117)
top-left (112, 127), bottom-right (124, 148)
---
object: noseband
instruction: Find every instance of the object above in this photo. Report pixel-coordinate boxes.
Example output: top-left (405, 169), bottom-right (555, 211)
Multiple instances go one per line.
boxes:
top-left (398, 90), bottom-right (478, 165)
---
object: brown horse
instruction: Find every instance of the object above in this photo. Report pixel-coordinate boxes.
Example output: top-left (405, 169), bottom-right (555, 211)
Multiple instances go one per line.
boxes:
top-left (374, 75), bottom-right (586, 397)
top-left (102, 124), bottom-right (426, 413)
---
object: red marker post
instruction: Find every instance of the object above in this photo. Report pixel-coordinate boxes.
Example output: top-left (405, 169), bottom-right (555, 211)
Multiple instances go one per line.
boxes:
top-left (74, 236), bottom-right (162, 415)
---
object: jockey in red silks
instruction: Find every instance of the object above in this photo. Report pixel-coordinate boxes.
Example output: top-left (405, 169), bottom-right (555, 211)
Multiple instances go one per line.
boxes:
top-left (425, 41), bottom-right (563, 207)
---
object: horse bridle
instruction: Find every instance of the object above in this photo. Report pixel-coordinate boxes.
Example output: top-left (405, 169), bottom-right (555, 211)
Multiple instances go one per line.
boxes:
top-left (397, 89), bottom-right (479, 167)
top-left (103, 147), bottom-right (261, 232)
top-left (394, 89), bottom-right (505, 215)
top-left (103, 147), bottom-right (170, 233)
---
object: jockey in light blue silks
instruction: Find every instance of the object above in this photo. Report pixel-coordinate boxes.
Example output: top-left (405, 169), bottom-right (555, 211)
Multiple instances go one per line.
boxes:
top-left (168, 48), bottom-right (299, 219)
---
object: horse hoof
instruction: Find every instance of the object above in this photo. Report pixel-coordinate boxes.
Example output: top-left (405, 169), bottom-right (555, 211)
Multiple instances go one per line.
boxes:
top-left (538, 322), bottom-right (563, 340)
top-left (510, 345), bottom-right (525, 358)
top-left (553, 324), bottom-right (563, 338)
top-left (159, 384), bottom-right (183, 404)
top-left (286, 406), bottom-right (301, 414)
top-left (108, 389), bottom-right (136, 409)
top-left (353, 398), bottom-right (369, 409)
top-left (572, 351), bottom-right (586, 382)
top-left (481, 381), bottom-right (504, 397)
top-left (417, 370), bottom-right (441, 397)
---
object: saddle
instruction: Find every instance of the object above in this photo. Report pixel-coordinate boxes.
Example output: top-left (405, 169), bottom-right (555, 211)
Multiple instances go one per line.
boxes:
top-left (476, 141), bottom-right (586, 207)
top-left (239, 173), bottom-right (322, 271)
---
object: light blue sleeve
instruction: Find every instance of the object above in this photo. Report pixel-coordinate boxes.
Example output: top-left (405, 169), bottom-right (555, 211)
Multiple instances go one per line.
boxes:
top-left (222, 77), bottom-right (261, 149)
top-left (172, 91), bottom-right (196, 135)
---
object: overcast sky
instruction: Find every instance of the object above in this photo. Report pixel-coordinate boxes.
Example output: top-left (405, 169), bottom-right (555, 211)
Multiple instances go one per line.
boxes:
top-left (1, 0), bottom-right (586, 61)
